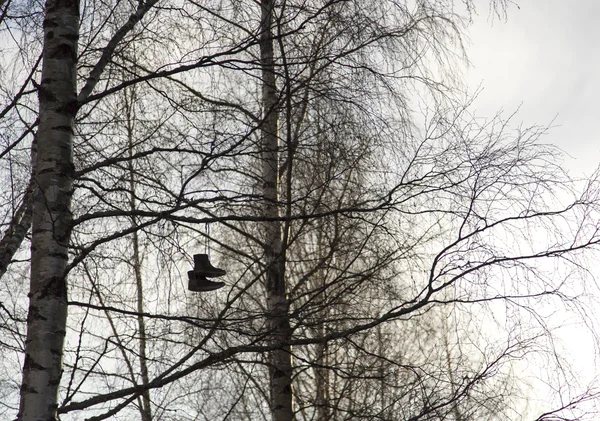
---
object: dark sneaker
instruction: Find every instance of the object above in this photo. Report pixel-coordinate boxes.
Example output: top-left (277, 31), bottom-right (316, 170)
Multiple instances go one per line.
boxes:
top-left (188, 270), bottom-right (225, 292)
top-left (193, 253), bottom-right (226, 278)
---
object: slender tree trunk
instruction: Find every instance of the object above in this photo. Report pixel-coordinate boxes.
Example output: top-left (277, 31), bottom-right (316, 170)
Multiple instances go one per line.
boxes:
top-left (0, 136), bottom-right (37, 282)
top-left (132, 232), bottom-right (152, 421)
top-left (313, 198), bottom-right (330, 421)
top-left (314, 332), bottom-right (330, 421)
top-left (259, 1), bottom-right (294, 420)
top-left (0, 182), bottom-right (32, 280)
top-left (126, 88), bottom-right (153, 421)
top-left (377, 326), bottom-right (388, 420)
top-left (17, 0), bottom-right (79, 419)
top-left (443, 313), bottom-right (464, 421)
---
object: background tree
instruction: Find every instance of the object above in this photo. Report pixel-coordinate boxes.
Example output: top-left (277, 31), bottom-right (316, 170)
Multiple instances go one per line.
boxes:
top-left (1, 1), bottom-right (600, 421)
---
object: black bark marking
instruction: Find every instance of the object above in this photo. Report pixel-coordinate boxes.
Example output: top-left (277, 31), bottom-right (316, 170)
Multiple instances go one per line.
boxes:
top-left (23, 354), bottom-right (46, 371)
top-left (48, 43), bottom-right (76, 60)
top-left (53, 125), bottom-right (73, 133)
top-left (37, 85), bottom-right (57, 103)
top-left (63, 100), bottom-right (79, 116)
top-left (27, 305), bottom-right (46, 322)
top-left (39, 276), bottom-right (67, 298)
top-left (47, 0), bottom-right (79, 13)
top-left (20, 383), bottom-right (38, 394)
top-left (63, 32), bottom-right (79, 42)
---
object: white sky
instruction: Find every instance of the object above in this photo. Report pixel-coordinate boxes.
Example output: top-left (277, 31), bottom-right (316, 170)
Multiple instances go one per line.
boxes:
top-left (465, 1), bottom-right (600, 412)
top-left (466, 0), bottom-right (600, 177)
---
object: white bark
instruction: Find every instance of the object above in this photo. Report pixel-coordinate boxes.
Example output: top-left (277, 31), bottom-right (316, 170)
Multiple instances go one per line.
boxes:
top-left (260, 1), bottom-right (294, 420)
top-left (17, 0), bottom-right (78, 419)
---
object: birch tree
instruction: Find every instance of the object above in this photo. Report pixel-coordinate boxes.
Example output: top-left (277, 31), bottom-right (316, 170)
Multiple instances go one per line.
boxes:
top-left (1, 1), bottom-right (600, 421)
top-left (16, 0), bottom-right (78, 419)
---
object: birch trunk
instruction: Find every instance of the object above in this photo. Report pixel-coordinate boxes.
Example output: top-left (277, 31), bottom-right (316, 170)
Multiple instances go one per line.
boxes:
top-left (17, 0), bottom-right (78, 419)
top-left (443, 312), bottom-right (464, 421)
top-left (0, 183), bottom-right (32, 280)
top-left (259, 1), bottom-right (294, 420)
top-left (314, 335), bottom-right (330, 421)
top-left (126, 88), bottom-right (153, 421)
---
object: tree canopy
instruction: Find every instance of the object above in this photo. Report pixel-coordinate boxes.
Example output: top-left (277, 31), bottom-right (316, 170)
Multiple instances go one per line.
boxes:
top-left (1, 1), bottom-right (599, 420)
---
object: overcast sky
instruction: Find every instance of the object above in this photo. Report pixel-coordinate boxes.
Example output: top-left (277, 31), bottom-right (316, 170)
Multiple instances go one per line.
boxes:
top-left (465, 1), bottom-right (600, 408)
top-left (467, 0), bottom-right (600, 177)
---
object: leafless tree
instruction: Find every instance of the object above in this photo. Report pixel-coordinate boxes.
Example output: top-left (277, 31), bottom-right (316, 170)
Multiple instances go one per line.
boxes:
top-left (1, 1), bottom-right (600, 421)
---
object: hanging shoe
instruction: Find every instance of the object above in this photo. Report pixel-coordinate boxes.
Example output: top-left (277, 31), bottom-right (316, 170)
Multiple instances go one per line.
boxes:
top-left (193, 253), bottom-right (226, 278)
top-left (188, 270), bottom-right (225, 292)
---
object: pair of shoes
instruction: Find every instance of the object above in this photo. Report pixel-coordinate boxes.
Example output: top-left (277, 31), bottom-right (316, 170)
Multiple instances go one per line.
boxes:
top-left (188, 271), bottom-right (225, 292)
top-left (187, 254), bottom-right (226, 292)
